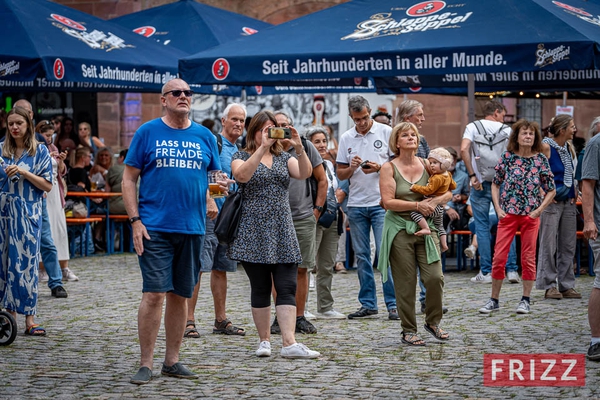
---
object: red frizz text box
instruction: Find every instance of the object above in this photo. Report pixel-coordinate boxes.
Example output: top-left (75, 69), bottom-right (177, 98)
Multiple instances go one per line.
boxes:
top-left (483, 354), bottom-right (585, 386)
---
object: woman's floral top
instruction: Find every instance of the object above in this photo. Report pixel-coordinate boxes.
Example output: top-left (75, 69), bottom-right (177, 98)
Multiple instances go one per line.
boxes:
top-left (493, 151), bottom-right (555, 215)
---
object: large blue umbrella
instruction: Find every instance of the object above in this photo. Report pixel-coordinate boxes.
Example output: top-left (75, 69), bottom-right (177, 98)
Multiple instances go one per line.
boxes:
top-left (111, 0), bottom-right (272, 96)
top-left (111, 0), bottom-right (271, 55)
top-left (0, 0), bottom-right (184, 92)
top-left (179, 0), bottom-right (600, 93)
top-left (110, 0), bottom-right (369, 95)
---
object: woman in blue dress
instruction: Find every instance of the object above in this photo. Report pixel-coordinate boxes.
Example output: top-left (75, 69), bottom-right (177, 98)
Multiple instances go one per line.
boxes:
top-left (0, 107), bottom-right (52, 336)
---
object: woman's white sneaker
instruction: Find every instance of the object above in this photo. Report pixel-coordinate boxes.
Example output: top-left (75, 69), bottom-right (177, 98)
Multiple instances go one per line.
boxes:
top-left (256, 341), bottom-right (271, 357)
top-left (280, 343), bottom-right (320, 359)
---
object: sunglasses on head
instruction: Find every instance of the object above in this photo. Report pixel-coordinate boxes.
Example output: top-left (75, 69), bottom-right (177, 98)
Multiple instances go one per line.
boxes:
top-left (163, 89), bottom-right (194, 98)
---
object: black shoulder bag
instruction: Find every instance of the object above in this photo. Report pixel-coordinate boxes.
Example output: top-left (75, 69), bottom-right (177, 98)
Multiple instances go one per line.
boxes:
top-left (214, 187), bottom-right (243, 245)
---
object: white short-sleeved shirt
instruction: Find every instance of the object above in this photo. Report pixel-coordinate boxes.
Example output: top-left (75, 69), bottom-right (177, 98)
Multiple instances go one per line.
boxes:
top-left (462, 119), bottom-right (511, 182)
top-left (336, 121), bottom-right (392, 207)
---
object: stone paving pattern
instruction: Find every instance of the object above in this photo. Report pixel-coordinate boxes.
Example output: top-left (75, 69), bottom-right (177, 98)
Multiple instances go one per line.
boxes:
top-left (1, 254), bottom-right (598, 399)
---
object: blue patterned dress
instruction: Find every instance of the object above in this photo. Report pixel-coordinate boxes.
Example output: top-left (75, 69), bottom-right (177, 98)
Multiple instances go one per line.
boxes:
top-left (0, 144), bottom-right (52, 315)
top-left (227, 150), bottom-right (302, 264)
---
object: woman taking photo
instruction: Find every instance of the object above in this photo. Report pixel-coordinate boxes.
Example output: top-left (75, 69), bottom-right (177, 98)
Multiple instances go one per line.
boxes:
top-left (0, 107), bottom-right (52, 336)
top-left (229, 110), bottom-right (320, 359)
top-left (378, 122), bottom-right (451, 346)
top-left (536, 115), bottom-right (581, 300)
top-left (479, 119), bottom-right (555, 315)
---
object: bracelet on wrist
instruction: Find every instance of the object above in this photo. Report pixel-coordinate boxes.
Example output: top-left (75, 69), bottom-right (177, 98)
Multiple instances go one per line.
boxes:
top-left (469, 173), bottom-right (476, 178)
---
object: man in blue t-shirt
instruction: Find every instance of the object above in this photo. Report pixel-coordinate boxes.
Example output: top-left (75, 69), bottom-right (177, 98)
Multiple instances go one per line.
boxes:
top-left (185, 103), bottom-right (246, 338)
top-left (124, 79), bottom-right (222, 385)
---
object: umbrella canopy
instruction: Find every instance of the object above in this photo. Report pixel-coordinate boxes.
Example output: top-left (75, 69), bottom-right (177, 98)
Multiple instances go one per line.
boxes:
top-left (179, 0), bottom-right (600, 93)
top-left (0, 0), bottom-right (184, 92)
top-left (111, 0), bottom-right (272, 96)
top-left (111, 0), bottom-right (271, 55)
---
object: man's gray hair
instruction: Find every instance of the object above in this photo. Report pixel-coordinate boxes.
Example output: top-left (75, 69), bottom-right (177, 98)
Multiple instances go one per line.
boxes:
top-left (273, 110), bottom-right (293, 125)
top-left (589, 116), bottom-right (600, 139)
top-left (222, 103), bottom-right (247, 120)
top-left (348, 95), bottom-right (370, 115)
top-left (395, 100), bottom-right (423, 125)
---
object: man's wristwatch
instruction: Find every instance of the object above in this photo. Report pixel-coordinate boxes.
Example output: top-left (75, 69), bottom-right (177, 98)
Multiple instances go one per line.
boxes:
top-left (469, 173), bottom-right (476, 178)
top-left (129, 216), bottom-right (141, 224)
top-left (314, 205), bottom-right (324, 213)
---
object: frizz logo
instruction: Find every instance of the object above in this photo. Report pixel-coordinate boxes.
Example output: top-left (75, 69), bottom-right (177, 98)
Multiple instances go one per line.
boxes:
top-left (406, 1), bottom-right (446, 16)
top-left (483, 354), bottom-right (585, 387)
top-left (374, 140), bottom-right (383, 149)
top-left (212, 58), bottom-right (230, 81)
top-left (133, 26), bottom-right (156, 38)
top-left (53, 58), bottom-right (65, 80)
top-left (51, 14), bottom-right (86, 31)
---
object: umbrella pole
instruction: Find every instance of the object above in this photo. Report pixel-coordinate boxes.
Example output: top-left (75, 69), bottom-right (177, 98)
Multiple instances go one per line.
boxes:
top-left (468, 74), bottom-right (475, 122)
top-left (562, 91), bottom-right (567, 107)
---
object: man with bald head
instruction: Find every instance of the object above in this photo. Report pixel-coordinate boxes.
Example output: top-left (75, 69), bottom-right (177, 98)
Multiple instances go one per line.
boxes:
top-left (123, 79), bottom-right (223, 384)
top-left (11, 99), bottom-right (69, 299)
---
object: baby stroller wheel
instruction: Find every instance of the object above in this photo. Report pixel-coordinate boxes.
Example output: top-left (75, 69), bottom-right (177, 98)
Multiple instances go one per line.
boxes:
top-left (0, 310), bottom-right (17, 346)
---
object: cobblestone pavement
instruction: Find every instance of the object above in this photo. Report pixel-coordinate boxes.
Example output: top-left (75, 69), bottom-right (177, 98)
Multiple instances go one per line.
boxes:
top-left (1, 254), bottom-right (598, 399)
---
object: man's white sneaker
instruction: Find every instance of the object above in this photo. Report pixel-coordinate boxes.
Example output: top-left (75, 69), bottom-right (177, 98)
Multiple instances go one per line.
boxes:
top-left (316, 309), bottom-right (346, 319)
top-left (304, 310), bottom-right (317, 320)
top-left (516, 300), bottom-right (530, 314)
top-left (62, 268), bottom-right (79, 282)
top-left (280, 343), bottom-right (320, 359)
top-left (256, 341), bottom-right (271, 357)
top-left (464, 244), bottom-right (477, 259)
top-left (470, 272), bottom-right (492, 283)
top-left (39, 270), bottom-right (49, 282)
top-left (479, 299), bottom-right (499, 314)
top-left (507, 271), bottom-right (521, 284)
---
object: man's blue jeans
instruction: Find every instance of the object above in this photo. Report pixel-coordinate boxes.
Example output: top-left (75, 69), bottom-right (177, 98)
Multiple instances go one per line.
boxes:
top-left (41, 198), bottom-right (62, 290)
top-left (347, 206), bottom-right (396, 311)
top-left (470, 182), bottom-right (517, 275)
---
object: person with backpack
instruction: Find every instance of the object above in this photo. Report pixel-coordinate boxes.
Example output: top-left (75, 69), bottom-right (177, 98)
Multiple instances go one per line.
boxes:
top-left (184, 103), bottom-right (246, 339)
top-left (460, 100), bottom-right (520, 284)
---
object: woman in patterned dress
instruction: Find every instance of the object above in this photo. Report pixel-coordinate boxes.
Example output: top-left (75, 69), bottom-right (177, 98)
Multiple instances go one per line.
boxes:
top-left (0, 107), bottom-right (52, 336)
top-left (229, 110), bottom-right (319, 359)
top-left (478, 119), bottom-right (556, 315)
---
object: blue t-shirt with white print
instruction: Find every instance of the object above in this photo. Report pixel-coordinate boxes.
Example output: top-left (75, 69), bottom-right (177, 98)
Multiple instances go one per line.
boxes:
top-left (125, 118), bottom-right (220, 234)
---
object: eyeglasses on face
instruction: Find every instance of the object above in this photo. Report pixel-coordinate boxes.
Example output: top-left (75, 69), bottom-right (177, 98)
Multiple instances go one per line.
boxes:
top-left (162, 89), bottom-right (194, 98)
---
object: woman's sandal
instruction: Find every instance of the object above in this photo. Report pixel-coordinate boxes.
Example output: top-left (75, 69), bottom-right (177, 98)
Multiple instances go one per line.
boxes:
top-left (212, 318), bottom-right (245, 336)
top-left (401, 332), bottom-right (426, 346)
top-left (334, 262), bottom-right (347, 274)
top-left (184, 320), bottom-right (200, 339)
top-left (424, 324), bottom-right (450, 341)
top-left (24, 324), bottom-right (46, 337)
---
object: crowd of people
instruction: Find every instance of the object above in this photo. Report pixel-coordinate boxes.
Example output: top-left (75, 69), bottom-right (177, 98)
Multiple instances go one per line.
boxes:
top-left (2, 83), bottom-right (600, 384)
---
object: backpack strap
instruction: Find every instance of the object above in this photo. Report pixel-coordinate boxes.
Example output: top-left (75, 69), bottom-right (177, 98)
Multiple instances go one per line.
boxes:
top-left (211, 131), bottom-right (223, 155)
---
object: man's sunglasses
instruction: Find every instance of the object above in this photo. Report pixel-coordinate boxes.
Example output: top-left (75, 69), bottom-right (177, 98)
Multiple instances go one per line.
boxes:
top-left (162, 89), bottom-right (194, 98)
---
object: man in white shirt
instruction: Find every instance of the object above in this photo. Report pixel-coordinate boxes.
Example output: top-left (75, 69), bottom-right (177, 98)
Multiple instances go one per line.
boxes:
top-left (336, 95), bottom-right (398, 320)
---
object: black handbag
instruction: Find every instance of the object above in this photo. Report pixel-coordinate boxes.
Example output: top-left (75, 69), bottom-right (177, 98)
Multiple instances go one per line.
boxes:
top-left (214, 190), bottom-right (243, 245)
top-left (317, 163), bottom-right (338, 229)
